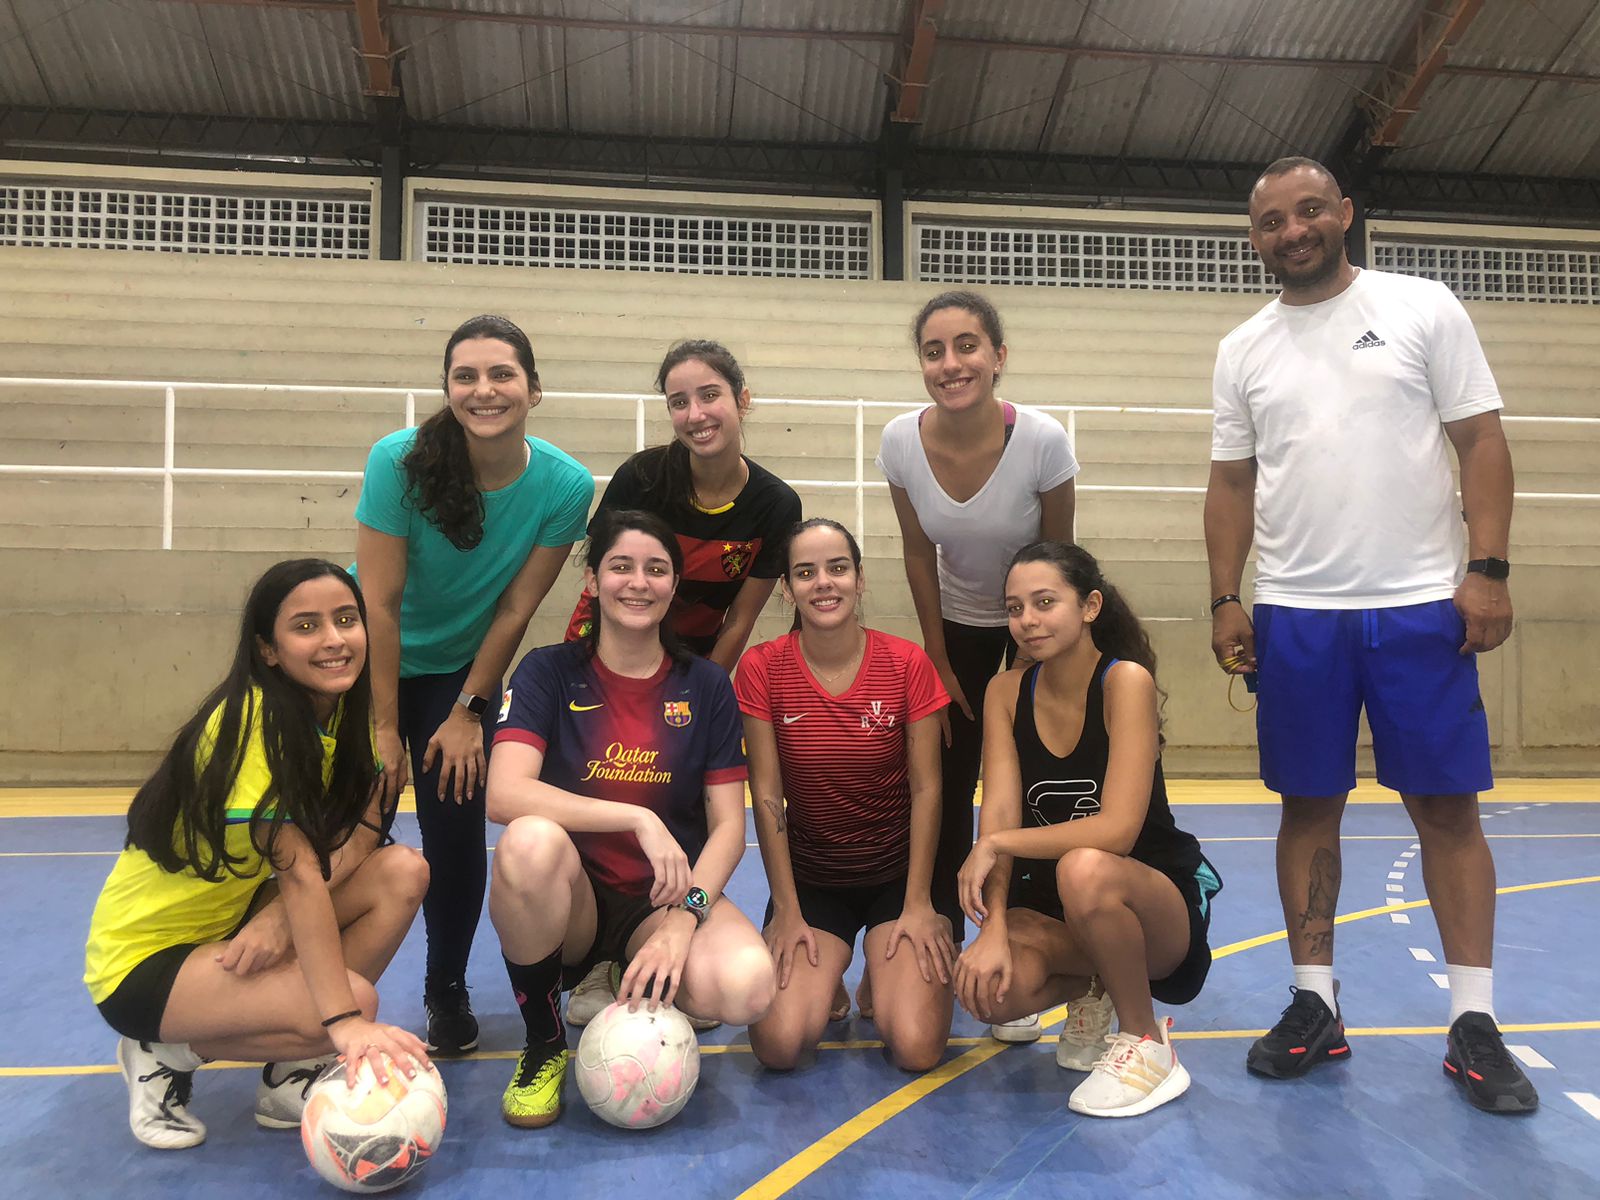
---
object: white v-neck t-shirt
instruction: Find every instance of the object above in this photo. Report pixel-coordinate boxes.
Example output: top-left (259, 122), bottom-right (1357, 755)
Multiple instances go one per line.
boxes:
top-left (1211, 269), bottom-right (1502, 608)
top-left (877, 403), bottom-right (1079, 626)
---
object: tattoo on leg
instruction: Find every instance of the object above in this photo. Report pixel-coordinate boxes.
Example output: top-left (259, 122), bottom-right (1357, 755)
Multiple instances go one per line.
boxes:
top-left (1296, 847), bottom-right (1341, 952)
top-left (762, 797), bottom-right (786, 835)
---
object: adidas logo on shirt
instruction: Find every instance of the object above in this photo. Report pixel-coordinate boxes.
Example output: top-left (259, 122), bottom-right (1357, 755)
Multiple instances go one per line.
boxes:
top-left (1351, 329), bottom-right (1387, 350)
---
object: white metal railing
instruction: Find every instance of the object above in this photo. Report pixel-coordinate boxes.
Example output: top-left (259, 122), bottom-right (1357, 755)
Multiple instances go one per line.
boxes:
top-left (2, 376), bottom-right (1598, 550)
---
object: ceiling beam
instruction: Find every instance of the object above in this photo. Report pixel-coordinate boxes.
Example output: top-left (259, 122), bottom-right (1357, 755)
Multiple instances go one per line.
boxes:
top-left (889, 0), bottom-right (944, 125)
top-left (351, 0), bottom-right (398, 98)
top-left (1363, 0), bottom-right (1485, 149)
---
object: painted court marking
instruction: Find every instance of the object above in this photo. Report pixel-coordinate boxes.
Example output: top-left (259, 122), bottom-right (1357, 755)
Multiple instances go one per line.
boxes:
top-left (1409, 948), bottom-right (1436, 962)
top-left (1567, 1092), bottom-right (1600, 1121)
top-left (1507, 1045), bottom-right (1553, 1070)
top-left (733, 874), bottom-right (1600, 1200)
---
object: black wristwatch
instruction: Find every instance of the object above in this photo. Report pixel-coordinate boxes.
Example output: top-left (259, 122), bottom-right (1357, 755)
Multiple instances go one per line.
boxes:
top-left (1466, 557), bottom-right (1511, 581)
top-left (675, 887), bottom-right (711, 927)
top-left (456, 690), bottom-right (489, 718)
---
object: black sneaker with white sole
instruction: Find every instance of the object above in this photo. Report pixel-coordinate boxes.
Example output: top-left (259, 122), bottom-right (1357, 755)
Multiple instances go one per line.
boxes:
top-left (1444, 1011), bottom-right (1539, 1113)
top-left (1246, 986), bottom-right (1352, 1079)
top-left (425, 978), bottom-right (479, 1056)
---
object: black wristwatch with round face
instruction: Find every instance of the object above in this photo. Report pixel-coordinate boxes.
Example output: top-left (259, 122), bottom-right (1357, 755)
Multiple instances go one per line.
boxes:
top-left (1466, 557), bottom-right (1511, 581)
top-left (676, 887), bottom-right (711, 927)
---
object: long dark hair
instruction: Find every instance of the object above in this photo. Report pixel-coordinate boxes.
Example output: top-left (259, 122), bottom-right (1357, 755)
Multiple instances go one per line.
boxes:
top-left (780, 517), bottom-right (864, 632)
top-left (403, 314), bottom-right (540, 550)
top-left (580, 509), bottom-right (693, 667)
top-left (124, 560), bottom-right (383, 882)
top-left (628, 339), bottom-right (748, 513)
top-left (1007, 541), bottom-right (1163, 699)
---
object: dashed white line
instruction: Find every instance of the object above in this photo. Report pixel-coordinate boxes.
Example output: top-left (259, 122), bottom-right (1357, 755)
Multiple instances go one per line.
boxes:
top-left (1387, 884), bottom-right (1404, 893)
top-left (1391, 861), bottom-right (1409, 869)
top-left (1513, 805), bottom-right (1530, 812)
top-left (1566, 1092), bottom-right (1600, 1121)
top-left (1385, 898), bottom-right (1406, 906)
top-left (1390, 913), bottom-right (1411, 924)
top-left (1428, 973), bottom-right (1450, 989)
top-left (1408, 947), bottom-right (1436, 962)
top-left (1410, 842), bottom-right (1421, 850)
top-left (1508, 1045), bottom-right (1554, 1070)
top-left (1400, 851), bottom-right (1416, 859)
top-left (1388, 871), bottom-right (1406, 880)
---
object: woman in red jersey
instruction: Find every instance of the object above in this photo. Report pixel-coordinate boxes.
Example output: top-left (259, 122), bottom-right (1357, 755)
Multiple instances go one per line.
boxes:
top-left (737, 518), bottom-right (954, 1071)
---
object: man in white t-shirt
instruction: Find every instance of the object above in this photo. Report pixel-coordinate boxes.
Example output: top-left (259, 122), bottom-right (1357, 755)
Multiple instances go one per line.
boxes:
top-left (1205, 156), bottom-right (1534, 1113)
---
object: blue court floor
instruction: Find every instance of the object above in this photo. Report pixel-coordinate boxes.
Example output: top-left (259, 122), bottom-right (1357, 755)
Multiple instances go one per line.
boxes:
top-left (4, 786), bottom-right (1597, 1199)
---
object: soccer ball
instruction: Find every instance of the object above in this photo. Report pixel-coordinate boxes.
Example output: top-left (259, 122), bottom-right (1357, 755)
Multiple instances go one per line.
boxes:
top-left (575, 1002), bottom-right (701, 1129)
top-left (301, 1057), bottom-right (447, 1192)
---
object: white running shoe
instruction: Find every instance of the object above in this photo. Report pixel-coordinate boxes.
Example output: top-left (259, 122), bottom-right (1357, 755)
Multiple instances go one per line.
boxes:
top-left (990, 1014), bottom-right (1043, 1043)
top-left (565, 961), bottom-right (618, 1027)
top-left (117, 1037), bottom-right (206, 1149)
top-left (1067, 1018), bottom-right (1191, 1118)
top-left (254, 1055), bottom-right (336, 1129)
top-left (1055, 979), bottom-right (1116, 1071)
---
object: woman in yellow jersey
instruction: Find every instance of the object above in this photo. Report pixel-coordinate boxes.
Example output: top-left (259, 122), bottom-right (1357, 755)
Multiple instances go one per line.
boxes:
top-left (84, 560), bottom-right (430, 1150)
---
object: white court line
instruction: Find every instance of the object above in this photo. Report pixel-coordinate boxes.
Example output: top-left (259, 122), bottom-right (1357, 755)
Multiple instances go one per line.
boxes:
top-left (1401, 851), bottom-right (1416, 859)
top-left (1410, 842), bottom-right (1421, 850)
top-left (1386, 898), bottom-right (1406, 906)
top-left (1508, 1045), bottom-right (1554, 1070)
top-left (1390, 913), bottom-right (1411, 924)
top-left (1392, 861), bottom-right (1409, 869)
top-left (1482, 814), bottom-right (1496, 820)
top-left (1408, 947), bottom-right (1436, 962)
top-left (1566, 1092), bottom-right (1600, 1121)
top-left (1387, 884), bottom-right (1404, 893)
top-left (1513, 805), bottom-right (1530, 811)
top-left (1388, 871), bottom-right (1406, 880)
top-left (1429, 973), bottom-right (1450, 989)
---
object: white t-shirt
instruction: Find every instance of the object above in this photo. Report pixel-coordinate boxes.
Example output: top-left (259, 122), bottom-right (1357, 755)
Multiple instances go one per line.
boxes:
top-left (1211, 269), bottom-right (1502, 609)
top-left (877, 403), bottom-right (1080, 626)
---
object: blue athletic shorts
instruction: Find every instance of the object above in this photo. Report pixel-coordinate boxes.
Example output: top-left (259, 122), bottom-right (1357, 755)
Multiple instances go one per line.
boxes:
top-left (1254, 600), bottom-right (1493, 798)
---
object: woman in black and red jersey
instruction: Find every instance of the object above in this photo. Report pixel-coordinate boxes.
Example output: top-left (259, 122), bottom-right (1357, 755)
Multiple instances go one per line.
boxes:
top-left (736, 518), bottom-right (954, 1071)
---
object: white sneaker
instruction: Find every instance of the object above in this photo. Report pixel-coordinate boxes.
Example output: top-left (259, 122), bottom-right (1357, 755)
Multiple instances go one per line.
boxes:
top-left (1067, 1018), bottom-right (1191, 1118)
top-left (1055, 980), bottom-right (1116, 1071)
top-left (254, 1055), bottom-right (336, 1129)
top-left (565, 961), bottom-right (618, 1027)
top-left (117, 1037), bottom-right (206, 1149)
top-left (990, 1014), bottom-right (1042, 1043)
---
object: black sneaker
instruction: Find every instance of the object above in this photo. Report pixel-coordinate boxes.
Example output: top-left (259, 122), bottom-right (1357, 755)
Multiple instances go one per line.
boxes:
top-left (1444, 1011), bottom-right (1539, 1113)
top-left (425, 979), bottom-right (479, 1056)
top-left (1246, 986), bottom-right (1352, 1078)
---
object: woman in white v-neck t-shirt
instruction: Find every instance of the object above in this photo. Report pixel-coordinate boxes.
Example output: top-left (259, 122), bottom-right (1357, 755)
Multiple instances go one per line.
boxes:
top-left (876, 290), bottom-right (1079, 956)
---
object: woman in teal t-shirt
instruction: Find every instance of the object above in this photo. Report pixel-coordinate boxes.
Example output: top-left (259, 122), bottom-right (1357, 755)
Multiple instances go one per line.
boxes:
top-left (355, 314), bottom-right (594, 1057)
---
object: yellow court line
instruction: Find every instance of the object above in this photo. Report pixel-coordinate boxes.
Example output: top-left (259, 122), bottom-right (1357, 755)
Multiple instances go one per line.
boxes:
top-left (733, 871), bottom-right (1600, 1200)
top-left (7, 1021), bottom-right (1599, 1081)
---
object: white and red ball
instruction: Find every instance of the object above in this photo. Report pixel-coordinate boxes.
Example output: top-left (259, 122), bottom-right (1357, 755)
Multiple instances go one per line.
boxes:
top-left (301, 1057), bottom-right (447, 1192)
top-left (575, 1002), bottom-right (700, 1129)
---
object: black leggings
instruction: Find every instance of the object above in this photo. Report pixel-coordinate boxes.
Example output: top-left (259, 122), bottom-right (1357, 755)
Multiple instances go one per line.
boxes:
top-left (396, 664), bottom-right (498, 986)
top-left (932, 620), bottom-right (1016, 939)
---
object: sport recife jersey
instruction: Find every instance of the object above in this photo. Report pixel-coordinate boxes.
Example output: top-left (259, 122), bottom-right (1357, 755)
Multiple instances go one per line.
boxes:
top-left (495, 641), bottom-right (747, 894)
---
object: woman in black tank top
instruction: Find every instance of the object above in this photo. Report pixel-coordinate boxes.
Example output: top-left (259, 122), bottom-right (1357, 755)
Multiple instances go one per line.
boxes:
top-left (952, 542), bottom-right (1221, 1119)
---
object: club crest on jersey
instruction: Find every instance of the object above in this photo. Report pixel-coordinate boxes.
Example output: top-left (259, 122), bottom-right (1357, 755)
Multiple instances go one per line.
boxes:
top-left (860, 700), bottom-right (897, 730)
top-left (498, 688), bottom-right (513, 723)
top-left (720, 540), bottom-right (754, 579)
top-left (663, 699), bottom-right (693, 727)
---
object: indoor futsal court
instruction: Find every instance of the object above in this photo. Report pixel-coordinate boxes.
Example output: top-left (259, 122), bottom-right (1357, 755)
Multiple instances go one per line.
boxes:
top-left (5, 1), bottom-right (1600, 1198)
top-left (6, 783), bottom-right (1599, 1198)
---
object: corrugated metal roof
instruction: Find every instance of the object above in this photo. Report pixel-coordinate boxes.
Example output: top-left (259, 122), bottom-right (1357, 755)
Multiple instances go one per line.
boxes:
top-left (3, 0), bottom-right (1598, 189)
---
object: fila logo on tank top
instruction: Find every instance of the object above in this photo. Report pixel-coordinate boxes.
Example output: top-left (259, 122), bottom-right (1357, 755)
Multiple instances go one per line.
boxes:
top-left (1026, 778), bottom-right (1100, 825)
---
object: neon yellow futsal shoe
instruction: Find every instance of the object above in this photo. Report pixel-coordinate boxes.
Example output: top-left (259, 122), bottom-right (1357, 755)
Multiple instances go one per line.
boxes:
top-left (502, 1046), bottom-right (569, 1128)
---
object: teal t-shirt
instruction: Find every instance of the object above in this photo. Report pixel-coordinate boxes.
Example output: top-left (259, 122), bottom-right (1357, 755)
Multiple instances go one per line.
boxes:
top-left (354, 428), bottom-right (595, 677)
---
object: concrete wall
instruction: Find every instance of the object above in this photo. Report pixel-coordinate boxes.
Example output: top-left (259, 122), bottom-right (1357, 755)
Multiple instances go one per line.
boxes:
top-left (2, 247), bottom-right (1597, 781)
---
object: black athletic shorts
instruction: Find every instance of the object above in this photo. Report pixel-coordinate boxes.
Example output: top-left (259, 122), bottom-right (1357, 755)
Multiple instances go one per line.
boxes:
top-left (762, 874), bottom-right (908, 949)
top-left (561, 876), bottom-right (663, 991)
top-left (1009, 856), bottom-right (1224, 1006)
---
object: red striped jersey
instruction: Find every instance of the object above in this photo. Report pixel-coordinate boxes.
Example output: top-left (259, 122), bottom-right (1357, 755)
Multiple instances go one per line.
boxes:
top-left (735, 630), bottom-right (948, 887)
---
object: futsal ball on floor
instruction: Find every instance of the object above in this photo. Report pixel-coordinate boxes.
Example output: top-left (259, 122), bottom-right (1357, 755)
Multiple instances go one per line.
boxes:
top-left (575, 1001), bottom-right (701, 1129)
top-left (301, 1056), bottom-right (448, 1193)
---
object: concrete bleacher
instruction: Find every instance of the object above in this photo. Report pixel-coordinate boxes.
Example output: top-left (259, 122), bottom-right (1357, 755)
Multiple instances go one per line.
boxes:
top-left (3, 246), bottom-right (1597, 781)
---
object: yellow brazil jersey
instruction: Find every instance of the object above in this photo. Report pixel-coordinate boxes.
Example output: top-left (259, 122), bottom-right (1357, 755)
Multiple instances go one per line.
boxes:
top-left (83, 692), bottom-right (337, 1004)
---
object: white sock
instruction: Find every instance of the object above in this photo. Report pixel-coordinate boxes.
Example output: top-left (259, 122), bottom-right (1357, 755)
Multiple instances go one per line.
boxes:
top-left (1292, 965), bottom-right (1338, 1014)
top-left (149, 1041), bottom-right (205, 1073)
top-left (1446, 964), bottom-right (1495, 1024)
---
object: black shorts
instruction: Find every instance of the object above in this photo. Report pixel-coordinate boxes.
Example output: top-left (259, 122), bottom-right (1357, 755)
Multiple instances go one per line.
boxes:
top-left (762, 875), bottom-right (907, 949)
top-left (1009, 856), bottom-right (1224, 1007)
top-left (561, 876), bottom-right (662, 990)
top-left (97, 943), bottom-right (199, 1043)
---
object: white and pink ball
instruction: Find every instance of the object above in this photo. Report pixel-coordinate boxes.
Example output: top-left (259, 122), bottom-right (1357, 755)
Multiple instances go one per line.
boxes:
top-left (574, 1001), bottom-right (700, 1129)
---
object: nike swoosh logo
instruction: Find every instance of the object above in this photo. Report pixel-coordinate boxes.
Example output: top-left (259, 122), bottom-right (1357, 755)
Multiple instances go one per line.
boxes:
top-left (782, 713), bottom-right (806, 724)
top-left (569, 702), bottom-right (604, 712)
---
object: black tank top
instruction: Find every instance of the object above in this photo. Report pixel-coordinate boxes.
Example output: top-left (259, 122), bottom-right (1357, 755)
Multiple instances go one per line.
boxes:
top-left (1011, 656), bottom-right (1202, 886)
